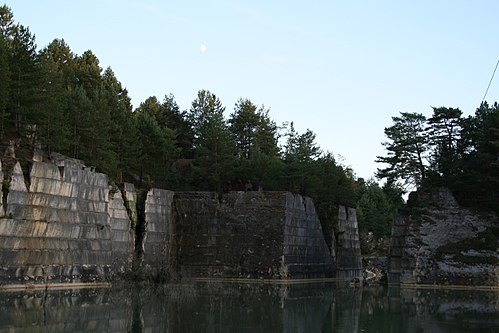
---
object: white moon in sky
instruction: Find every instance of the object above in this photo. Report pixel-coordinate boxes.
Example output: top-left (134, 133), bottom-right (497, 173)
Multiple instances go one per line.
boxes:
top-left (200, 44), bottom-right (207, 53)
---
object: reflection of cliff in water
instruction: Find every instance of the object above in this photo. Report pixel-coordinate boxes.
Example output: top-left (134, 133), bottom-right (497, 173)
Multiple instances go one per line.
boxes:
top-left (0, 284), bottom-right (497, 332)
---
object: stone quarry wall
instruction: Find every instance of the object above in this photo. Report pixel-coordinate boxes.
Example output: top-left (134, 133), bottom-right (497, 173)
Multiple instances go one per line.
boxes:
top-left (0, 151), bottom-right (361, 284)
top-left (169, 191), bottom-right (334, 279)
top-left (0, 155), bottom-right (134, 286)
top-left (335, 206), bottom-right (363, 280)
top-left (108, 184), bottom-right (135, 275)
top-left (138, 188), bottom-right (174, 277)
top-left (388, 187), bottom-right (499, 286)
top-left (284, 193), bottom-right (334, 278)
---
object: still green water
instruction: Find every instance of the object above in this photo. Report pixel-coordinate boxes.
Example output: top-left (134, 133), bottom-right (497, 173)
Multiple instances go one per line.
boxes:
top-left (0, 282), bottom-right (497, 332)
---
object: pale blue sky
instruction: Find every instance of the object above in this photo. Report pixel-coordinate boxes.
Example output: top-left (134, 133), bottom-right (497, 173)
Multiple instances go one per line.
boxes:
top-left (8, 0), bottom-right (499, 179)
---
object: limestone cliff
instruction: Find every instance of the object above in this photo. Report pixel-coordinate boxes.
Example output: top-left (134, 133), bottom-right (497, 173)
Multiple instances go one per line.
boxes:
top-left (388, 187), bottom-right (498, 286)
top-left (0, 154), bottom-right (134, 286)
top-left (336, 206), bottom-right (363, 280)
top-left (0, 150), bottom-right (363, 285)
top-left (139, 191), bottom-right (334, 279)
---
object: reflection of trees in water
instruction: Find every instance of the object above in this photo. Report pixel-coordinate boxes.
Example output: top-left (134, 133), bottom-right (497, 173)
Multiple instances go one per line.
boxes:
top-left (0, 284), bottom-right (497, 332)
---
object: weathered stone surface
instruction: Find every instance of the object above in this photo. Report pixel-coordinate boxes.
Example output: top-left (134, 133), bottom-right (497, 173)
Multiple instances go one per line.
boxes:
top-left (9, 162), bottom-right (27, 192)
top-left (388, 187), bottom-right (498, 286)
top-left (139, 188), bottom-right (174, 277)
top-left (336, 206), bottom-right (363, 280)
top-left (109, 185), bottom-right (134, 274)
top-left (0, 155), bottom-right (133, 285)
top-left (0, 159), bottom-right (3, 217)
top-left (0, 150), bottom-right (349, 284)
top-left (172, 191), bottom-right (333, 279)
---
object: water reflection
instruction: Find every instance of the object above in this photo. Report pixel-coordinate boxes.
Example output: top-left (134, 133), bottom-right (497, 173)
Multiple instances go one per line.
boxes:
top-left (0, 283), bottom-right (497, 332)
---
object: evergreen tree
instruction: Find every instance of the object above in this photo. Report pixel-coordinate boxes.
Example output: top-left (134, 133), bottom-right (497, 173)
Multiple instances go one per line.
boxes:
top-left (454, 102), bottom-right (499, 210)
top-left (35, 47), bottom-right (69, 154)
top-left (229, 98), bottom-right (279, 160)
top-left (135, 94), bottom-right (193, 159)
top-left (229, 98), bottom-right (261, 159)
top-left (102, 67), bottom-right (137, 181)
top-left (161, 94), bottom-right (194, 158)
top-left (376, 112), bottom-right (429, 190)
top-left (0, 34), bottom-right (10, 139)
top-left (7, 23), bottom-right (39, 137)
top-left (283, 123), bottom-right (321, 194)
top-left (67, 51), bottom-right (118, 174)
top-left (135, 111), bottom-right (178, 188)
top-left (427, 107), bottom-right (464, 181)
top-left (254, 108), bottom-right (279, 157)
top-left (312, 153), bottom-right (356, 249)
top-left (43, 39), bottom-right (76, 88)
top-left (188, 90), bottom-right (235, 191)
top-left (356, 179), bottom-right (399, 236)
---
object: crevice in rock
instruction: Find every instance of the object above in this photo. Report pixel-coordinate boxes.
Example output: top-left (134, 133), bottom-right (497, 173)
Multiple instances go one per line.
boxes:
top-left (134, 189), bottom-right (149, 265)
top-left (118, 184), bottom-right (136, 232)
top-left (1, 157), bottom-right (16, 216)
top-left (20, 160), bottom-right (32, 191)
top-left (169, 197), bottom-right (180, 277)
top-left (58, 166), bottom-right (64, 179)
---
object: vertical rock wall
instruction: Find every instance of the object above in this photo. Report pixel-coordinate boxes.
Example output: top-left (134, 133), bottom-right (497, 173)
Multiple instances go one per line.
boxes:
top-left (388, 187), bottom-right (499, 286)
top-left (108, 184), bottom-right (135, 274)
top-left (387, 217), bottom-right (407, 285)
top-left (139, 188), bottom-right (174, 277)
top-left (0, 152), bottom-right (355, 283)
top-left (169, 191), bottom-right (333, 279)
top-left (336, 206), bottom-right (363, 280)
top-left (173, 191), bottom-right (240, 278)
top-left (0, 157), bottom-right (134, 285)
top-left (284, 194), bottom-right (334, 278)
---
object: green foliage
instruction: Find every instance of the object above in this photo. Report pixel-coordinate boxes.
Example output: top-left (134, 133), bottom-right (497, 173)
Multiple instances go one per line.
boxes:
top-left (229, 98), bottom-right (279, 160)
top-left (0, 5), bottom-right (404, 244)
top-left (135, 111), bottom-right (179, 188)
top-left (435, 226), bottom-right (499, 265)
top-left (188, 90), bottom-right (235, 191)
top-left (378, 103), bottom-right (499, 213)
top-left (0, 34), bottom-right (10, 139)
top-left (35, 46), bottom-right (70, 154)
top-left (355, 179), bottom-right (402, 236)
top-left (451, 102), bottom-right (499, 211)
top-left (135, 94), bottom-right (193, 160)
top-left (427, 107), bottom-right (465, 182)
top-left (376, 112), bottom-right (429, 190)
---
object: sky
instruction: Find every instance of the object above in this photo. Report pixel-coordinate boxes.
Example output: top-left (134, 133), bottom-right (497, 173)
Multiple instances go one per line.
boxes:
top-left (7, 0), bottom-right (499, 180)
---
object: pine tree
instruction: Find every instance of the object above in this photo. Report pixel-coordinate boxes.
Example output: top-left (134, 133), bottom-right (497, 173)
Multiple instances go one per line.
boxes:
top-left (0, 35), bottom-right (10, 139)
top-left (376, 112), bottom-right (429, 190)
top-left (188, 90), bottom-right (235, 191)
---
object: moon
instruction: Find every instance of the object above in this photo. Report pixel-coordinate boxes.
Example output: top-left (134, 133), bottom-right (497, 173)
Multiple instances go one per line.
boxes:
top-left (200, 44), bottom-right (207, 53)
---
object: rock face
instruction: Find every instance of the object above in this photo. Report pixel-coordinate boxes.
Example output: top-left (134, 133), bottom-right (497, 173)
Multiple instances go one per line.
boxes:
top-left (170, 191), bottom-right (334, 279)
top-left (0, 155), bottom-right (134, 285)
top-left (335, 206), bottom-right (363, 280)
top-left (388, 187), bottom-right (498, 286)
top-left (138, 188), bottom-right (174, 278)
top-left (0, 150), bottom-right (362, 284)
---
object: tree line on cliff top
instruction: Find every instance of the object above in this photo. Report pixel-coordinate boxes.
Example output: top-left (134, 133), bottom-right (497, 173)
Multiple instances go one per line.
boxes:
top-left (1, 6), bottom-right (497, 238)
top-left (376, 105), bottom-right (499, 212)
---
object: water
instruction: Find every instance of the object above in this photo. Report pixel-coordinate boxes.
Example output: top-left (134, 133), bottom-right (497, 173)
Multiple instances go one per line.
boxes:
top-left (0, 282), bottom-right (497, 332)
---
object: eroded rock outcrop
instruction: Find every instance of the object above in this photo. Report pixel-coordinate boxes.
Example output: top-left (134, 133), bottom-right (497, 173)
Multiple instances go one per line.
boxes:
top-left (388, 187), bottom-right (498, 286)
